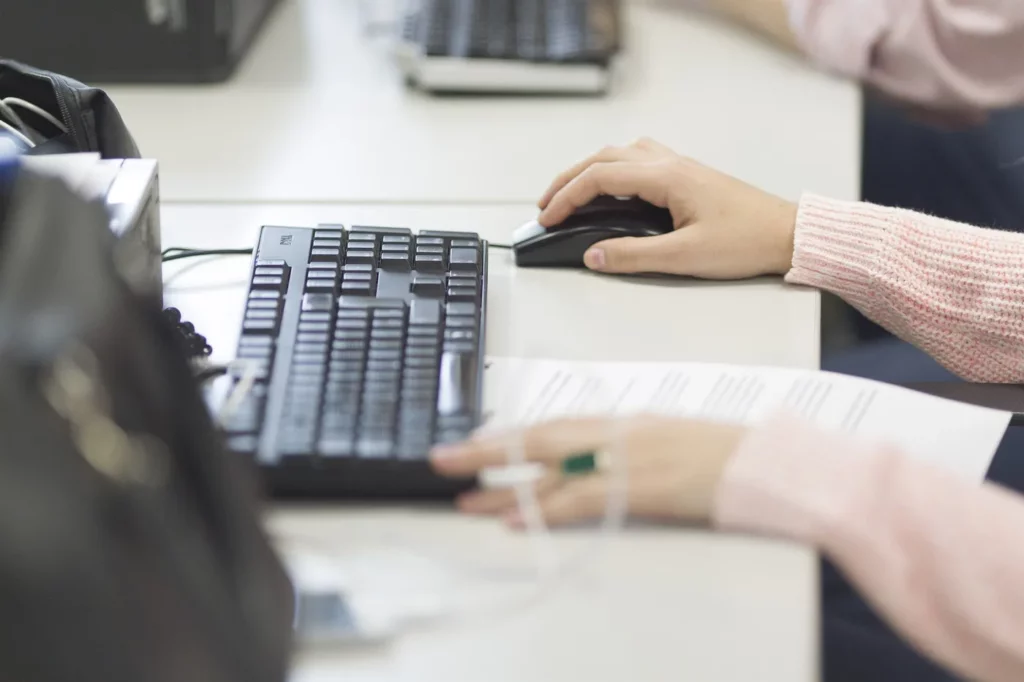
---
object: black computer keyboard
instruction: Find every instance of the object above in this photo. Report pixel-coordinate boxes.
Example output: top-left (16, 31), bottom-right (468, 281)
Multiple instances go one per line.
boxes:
top-left (224, 225), bottom-right (487, 499)
top-left (417, 0), bottom-right (621, 64)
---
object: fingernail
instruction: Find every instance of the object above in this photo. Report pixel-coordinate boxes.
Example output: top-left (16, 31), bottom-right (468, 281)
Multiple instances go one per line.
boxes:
top-left (430, 444), bottom-right (465, 461)
top-left (584, 248), bottom-right (606, 270)
top-left (503, 509), bottom-right (524, 528)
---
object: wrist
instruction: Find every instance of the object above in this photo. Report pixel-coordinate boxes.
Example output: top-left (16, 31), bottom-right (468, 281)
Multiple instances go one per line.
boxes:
top-left (769, 197), bottom-right (799, 275)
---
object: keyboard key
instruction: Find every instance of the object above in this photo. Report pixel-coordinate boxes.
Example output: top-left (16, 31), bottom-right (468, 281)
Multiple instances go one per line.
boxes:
top-left (294, 342), bottom-right (329, 354)
top-left (421, 230), bottom-right (478, 240)
top-left (382, 235), bottom-right (412, 244)
top-left (245, 309), bottom-right (278, 321)
top-left (337, 307), bottom-right (371, 318)
top-left (416, 237), bottom-right (444, 246)
top-left (368, 349), bottom-right (402, 361)
top-left (298, 321), bottom-right (331, 333)
top-left (405, 346), bottom-right (439, 358)
top-left (406, 356), bottom-right (439, 368)
top-left (247, 299), bottom-right (279, 310)
top-left (318, 437), bottom-right (355, 457)
top-left (446, 316), bottom-right (475, 329)
top-left (368, 340), bottom-right (402, 352)
top-left (310, 248), bottom-right (341, 262)
top-left (371, 329), bottom-right (403, 341)
top-left (346, 249), bottom-right (376, 264)
top-left (337, 330), bottom-right (368, 340)
top-left (243, 319), bottom-right (276, 333)
top-left (255, 259), bottom-right (286, 267)
top-left (447, 285), bottom-right (477, 301)
top-left (415, 245), bottom-right (444, 255)
top-left (297, 332), bottom-right (330, 344)
top-left (381, 242), bottom-right (411, 252)
top-left (300, 312), bottom-right (332, 323)
top-left (410, 276), bottom-right (445, 297)
top-left (380, 253), bottom-right (412, 271)
top-left (444, 329), bottom-right (476, 341)
top-left (451, 239), bottom-right (480, 248)
top-left (367, 359), bottom-right (403, 372)
top-left (445, 301), bottom-right (476, 316)
top-left (438, 350), bottom-right (478, 416)
top-left (408, 325), bottom-right (440, 337)
top-left (313, 239), bottom-right (343, 249)
top-left (352, 226), bottom-right (412, 236)
top-left (337, 318), bottom-right (369, 330)
top-left (444, 340), bottom-right (477, 353)
top-left (407, 335), bottom-right (440, 348)
top-left (314, 229), bottom-right (343, 239)
top-left (252, 276), bottom-right (284, 288)
top-left (341, 281), bottom-right (373, 295)
top-left (414, 255), bottom-right (445, 273)
top-left (302, 293), bottom-right (334, 311)
top-left (308, 262), bottom-right (338, 270)
top-left (356, 435), bottom-right (393, 459)
top-left (239, 334), bottom-right (273, 347)
top-left (249, 290), bottom-right (280, 300)
top-left (306, 270), bottom-right (337, 279)
top-left (254, 266), bottom-right (285, 277)
top-left (344, 263), bottom-right (374, 273)
top-left (305, 279), bottom-right (336, 292)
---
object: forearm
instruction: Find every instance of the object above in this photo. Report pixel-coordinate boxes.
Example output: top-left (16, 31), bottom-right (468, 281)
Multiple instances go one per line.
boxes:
top-left (715, 419), bottom-right (1024, 682)
top-left (707, 0), bottom-right (799, 50)
top-left (786, 195), bottom-right (1024, 383)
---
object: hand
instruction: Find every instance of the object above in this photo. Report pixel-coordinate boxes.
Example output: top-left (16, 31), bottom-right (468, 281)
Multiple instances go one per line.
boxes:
top-left (430, 416), bottom-right (746, 528)
top-left (537, 138), bottom-right (798, 278)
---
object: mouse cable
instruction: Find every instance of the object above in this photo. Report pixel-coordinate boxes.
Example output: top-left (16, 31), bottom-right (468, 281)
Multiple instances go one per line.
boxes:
top-left (488, 243), bottom-right (512, 250)
top-left (162, 247), bottom-right (254, 263)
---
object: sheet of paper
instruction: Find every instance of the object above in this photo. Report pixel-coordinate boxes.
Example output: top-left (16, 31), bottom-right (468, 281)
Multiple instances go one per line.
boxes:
top-left (483, 358), bottom-right (1011, 481)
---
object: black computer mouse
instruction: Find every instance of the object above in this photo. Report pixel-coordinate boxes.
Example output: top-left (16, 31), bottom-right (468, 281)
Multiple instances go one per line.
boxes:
top-left (513, 196), bottom-right (675, 268)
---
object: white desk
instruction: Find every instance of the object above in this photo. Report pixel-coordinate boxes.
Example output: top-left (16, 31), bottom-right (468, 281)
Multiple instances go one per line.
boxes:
top-left (164, 203), bottom-right (820, 682)
top-left (108, 0), bottom-right (860, 204)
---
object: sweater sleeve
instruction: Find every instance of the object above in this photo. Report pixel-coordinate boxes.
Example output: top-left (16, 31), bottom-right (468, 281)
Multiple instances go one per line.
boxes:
top-left (786, 0), bottom-right (1024, 110)
top-left (714, 417), bottom-right (1024, 682)
top-left (786, 194), bottom-right (1024, 383)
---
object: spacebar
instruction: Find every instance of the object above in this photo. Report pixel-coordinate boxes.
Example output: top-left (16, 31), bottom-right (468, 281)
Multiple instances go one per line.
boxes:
top-left (437, 351), bottom-right (478, 416)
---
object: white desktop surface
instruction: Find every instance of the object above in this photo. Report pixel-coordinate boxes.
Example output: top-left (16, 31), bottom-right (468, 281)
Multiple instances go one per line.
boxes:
top-left (163, 203), bottom-right (820, 682)
top-left (107, 0), bottom-right (860, 204)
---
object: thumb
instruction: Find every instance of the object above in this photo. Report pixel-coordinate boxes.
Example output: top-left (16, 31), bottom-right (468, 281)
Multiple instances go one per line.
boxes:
top-left (583, 232), bottom-right (689, 274)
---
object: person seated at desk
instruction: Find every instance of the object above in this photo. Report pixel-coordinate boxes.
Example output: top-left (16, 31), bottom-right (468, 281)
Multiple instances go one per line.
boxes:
top-left (430, 139), bottom-right (1024, 682)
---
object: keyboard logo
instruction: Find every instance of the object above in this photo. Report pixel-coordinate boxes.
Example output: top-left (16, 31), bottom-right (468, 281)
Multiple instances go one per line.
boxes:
top-left (280, 235), bottom-right (293, 246)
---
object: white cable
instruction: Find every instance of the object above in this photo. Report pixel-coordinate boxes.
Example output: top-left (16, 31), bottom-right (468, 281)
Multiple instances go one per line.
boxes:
top-left (279, 415), bottom-right (631, 637)
top-left (0, 120), bottom-right (33, 148)
top-left (217, 360), bottom-right (258, 426)
top-left (2, 98), bottom-right (68, 133)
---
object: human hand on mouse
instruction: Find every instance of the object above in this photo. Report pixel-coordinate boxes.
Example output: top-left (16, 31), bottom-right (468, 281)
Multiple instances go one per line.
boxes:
top-left (538, 138), bottom-right (798, 278)
top-left (431, 416), bottom-right (745, 527)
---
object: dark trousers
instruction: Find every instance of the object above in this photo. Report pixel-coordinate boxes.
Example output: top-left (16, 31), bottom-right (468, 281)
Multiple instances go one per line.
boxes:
top-left (819, 97), bottom-right (1024, 681)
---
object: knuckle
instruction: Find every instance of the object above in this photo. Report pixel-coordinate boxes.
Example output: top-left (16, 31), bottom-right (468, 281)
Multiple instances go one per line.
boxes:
top-left (632, 136), bottom-right (654, 149)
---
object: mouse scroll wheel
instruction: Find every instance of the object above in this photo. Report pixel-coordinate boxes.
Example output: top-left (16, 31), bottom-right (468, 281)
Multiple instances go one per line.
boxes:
top-left (513, 220), bottom-right (547, 245)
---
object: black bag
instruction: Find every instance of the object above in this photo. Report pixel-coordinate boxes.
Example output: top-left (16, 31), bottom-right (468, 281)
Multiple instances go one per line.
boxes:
top-left (0, 59), bottom-right (139, 158)
top-left (0, 164), bottom-right (294, 682)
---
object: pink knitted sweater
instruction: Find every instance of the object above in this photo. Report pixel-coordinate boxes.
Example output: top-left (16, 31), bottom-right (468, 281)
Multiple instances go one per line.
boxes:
top-left (713, 195), bottom-right (1024, 682)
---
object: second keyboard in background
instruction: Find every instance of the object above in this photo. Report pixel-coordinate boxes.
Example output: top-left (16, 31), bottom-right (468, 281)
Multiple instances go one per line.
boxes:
top-left (401, 0), bottom-right (623, 95)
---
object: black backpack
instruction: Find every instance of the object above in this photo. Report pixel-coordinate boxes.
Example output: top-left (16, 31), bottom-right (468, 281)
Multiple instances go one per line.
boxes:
top-left (0, 137), bottom-right (293, 682)
top-left (0, 59), bottom-right (139, 157)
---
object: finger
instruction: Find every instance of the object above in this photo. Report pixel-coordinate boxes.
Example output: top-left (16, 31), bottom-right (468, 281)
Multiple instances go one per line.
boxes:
top-left (456, 473), bottom-right (564, 515)
top-left (538, 145), bottom-right (643, 210)
top-left (539, 161), bottom-right (670, 227)
top-left (506, 476), bottom-right (610, 529)
top-left (430, 418), bottom-right (611, 476)
top-left (583, 230), bottom-right (695, 274)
